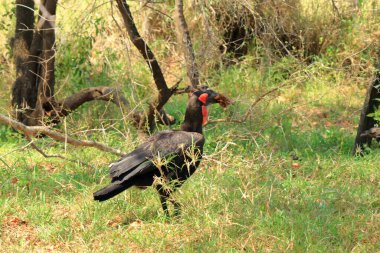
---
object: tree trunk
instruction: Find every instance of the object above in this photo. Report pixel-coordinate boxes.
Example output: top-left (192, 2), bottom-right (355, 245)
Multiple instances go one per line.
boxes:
top-left (25, 0), bottom-right (58, 126)
top-left (12, 0), bottom-right (37, 122)
top-left (353, 51), bottom-right (380, 154)
top-left (10, 1), bottom-right (175, 130)
top-left (12, 0), bottom-right (55, 126)
top-left (12, 0), bottom-right (35, 75)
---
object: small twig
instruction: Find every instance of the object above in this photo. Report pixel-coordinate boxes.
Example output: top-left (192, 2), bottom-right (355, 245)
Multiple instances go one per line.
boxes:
top-left (266, 182), bottom-right (274, 215)
top-left (170, 78), bottom-right (183, 92)
top-left (26, 136), bottom-right (95, 169)
top-left (144, 5), bottom-right (173, 20)
top-left (331, 0), bottom-right (341, 19)
top-left (0, 140), bottom-right (34, 159)
top-left (110, 0), bottom-right (125, 36)
top-left (242, 83), bottom-right (287, 121)
top-left (0, 157), bottom-right (12, 170)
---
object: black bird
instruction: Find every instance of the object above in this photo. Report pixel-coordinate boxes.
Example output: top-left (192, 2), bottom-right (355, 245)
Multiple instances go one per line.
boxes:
top-left (93, 88), bottom-right (230, 216)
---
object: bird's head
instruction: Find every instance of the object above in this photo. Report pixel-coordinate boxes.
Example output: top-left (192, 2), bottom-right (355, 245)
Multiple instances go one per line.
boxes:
top-left (192, 86), bottom-right (232, 108)
top-left (182, 86), bottom-right (232, 130)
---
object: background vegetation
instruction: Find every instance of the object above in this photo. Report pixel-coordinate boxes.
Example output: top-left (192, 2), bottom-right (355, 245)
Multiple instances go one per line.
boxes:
top-left (0, 0), bottom-right (380, 252)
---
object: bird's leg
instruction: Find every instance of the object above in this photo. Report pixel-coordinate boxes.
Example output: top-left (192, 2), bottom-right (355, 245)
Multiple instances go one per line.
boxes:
top-left (168, 180), bottom-right (182, 217)
top-left (170, 199), bottom-right (182, 216)
top-left (159, 194), bottom-right (170, 217)
top-left (156, 186), bottom-right (170, 217)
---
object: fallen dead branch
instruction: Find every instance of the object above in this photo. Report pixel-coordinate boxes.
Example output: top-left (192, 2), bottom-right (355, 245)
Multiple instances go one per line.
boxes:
top-left (0, 113), bottom-right (126, 157)
top-left (360, 127), bottom-right (380, 139)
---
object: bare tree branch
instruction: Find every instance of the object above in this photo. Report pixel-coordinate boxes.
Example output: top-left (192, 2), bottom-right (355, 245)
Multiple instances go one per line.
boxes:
top-left (23, 85), bottom-right (173, 127)
top-left (0, 113), bottom-right (126, 156)
top-left (116, 0), bottom-right (168, 90)
top-left (174, 0), bottom-right (200, 88)
top-left (58, 86), bottom-right (130, 116)
top-left (331, 0), bottom-right (341, 19)
top-left (115, 0), bottom-right (175, 131)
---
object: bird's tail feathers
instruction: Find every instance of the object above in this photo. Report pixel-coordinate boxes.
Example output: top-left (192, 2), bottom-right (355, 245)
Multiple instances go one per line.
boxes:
top-left (93, 181), bottom-right (132, 201)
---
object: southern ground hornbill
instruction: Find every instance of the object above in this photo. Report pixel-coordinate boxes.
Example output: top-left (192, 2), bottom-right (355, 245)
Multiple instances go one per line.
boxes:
top-left (93, 88), bottom-right (231, 216)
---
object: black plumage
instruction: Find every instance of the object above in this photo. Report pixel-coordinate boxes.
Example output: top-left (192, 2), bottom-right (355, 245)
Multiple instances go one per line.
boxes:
top-left (93, 88), bottom-right (230, 216)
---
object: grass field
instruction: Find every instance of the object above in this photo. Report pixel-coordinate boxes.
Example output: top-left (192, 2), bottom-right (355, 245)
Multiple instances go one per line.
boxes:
top-left (1, 1), bottom-right (380, 252)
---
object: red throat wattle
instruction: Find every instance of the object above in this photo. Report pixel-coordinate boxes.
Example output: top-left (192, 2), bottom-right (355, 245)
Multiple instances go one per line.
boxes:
top-left (202, 106), bottom-right (208, 125)
top-left (198, 93), bottom-right (209, 125)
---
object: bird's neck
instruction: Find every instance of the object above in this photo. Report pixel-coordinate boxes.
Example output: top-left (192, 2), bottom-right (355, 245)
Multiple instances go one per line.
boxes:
top-left (181, 97), bottom-right (204, 134)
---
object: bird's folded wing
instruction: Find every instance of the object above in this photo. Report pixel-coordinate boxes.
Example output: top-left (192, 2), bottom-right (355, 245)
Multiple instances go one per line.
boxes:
top-left (109, 146), bottom-right (151, 179)
top-left (109, 131), bottom-right (204, 180)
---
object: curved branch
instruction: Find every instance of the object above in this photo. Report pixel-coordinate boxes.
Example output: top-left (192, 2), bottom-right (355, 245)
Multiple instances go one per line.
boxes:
top-left (115, 0), bottom-right (169, 94)
top-left (0, 113), bottom-right (126, 156)
top-left (59, 86), bottom-right (130, 116)
top-left (57, 86), bottom-right (175, 126)
top-left (115, 0), bottom-right (174, 131)
top-left (25, 136), bottom-right (95, 168)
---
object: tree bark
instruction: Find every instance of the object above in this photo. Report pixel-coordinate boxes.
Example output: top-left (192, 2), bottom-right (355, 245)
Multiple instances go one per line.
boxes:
top-left (13, 0), bottom-right (35, 75)
top-left (353, 51), bottom-right (380, 154)
top-left (174, 0), bottom-right (200, 88)
top-left (12, 0), bottom-right (38, 122)
top-left (11, 0), bottom-right (54, 125)
top-left (23, 0), bottom-right (59, 127)
top-left (38, 0), bottom-right (57, 100)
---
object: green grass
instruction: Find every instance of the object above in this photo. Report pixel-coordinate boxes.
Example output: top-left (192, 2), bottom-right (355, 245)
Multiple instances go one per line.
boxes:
top-left (1, 90), bottom-right (380, 252)
top-left (2, 63), bottom-right (380, 251)
top-left (1, 130), bottom-right (380, 252)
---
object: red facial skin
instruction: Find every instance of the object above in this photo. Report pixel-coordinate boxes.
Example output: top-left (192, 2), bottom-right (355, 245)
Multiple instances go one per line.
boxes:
top-left (202, 106), bottom-right (208, 125)
top-left (198, 93), bottom-right (209, 125)
top-left (198, 93), bottom-right (208, 104)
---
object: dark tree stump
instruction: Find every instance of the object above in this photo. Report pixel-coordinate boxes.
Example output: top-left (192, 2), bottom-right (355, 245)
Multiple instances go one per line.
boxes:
top-left (353, 51), bottom-right (380, 154)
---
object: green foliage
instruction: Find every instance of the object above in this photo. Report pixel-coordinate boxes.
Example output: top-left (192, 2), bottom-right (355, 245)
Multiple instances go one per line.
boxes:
top-left (0, 5), bottom-right (14, 32)
top-left (0, 125), bottom-right (23, 143)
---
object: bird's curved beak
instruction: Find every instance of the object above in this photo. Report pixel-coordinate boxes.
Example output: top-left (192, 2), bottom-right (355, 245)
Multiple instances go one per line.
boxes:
top-left (196, 87), bottom-right (232, 108)
top-left (212, 93), bottom-right (232, 108)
